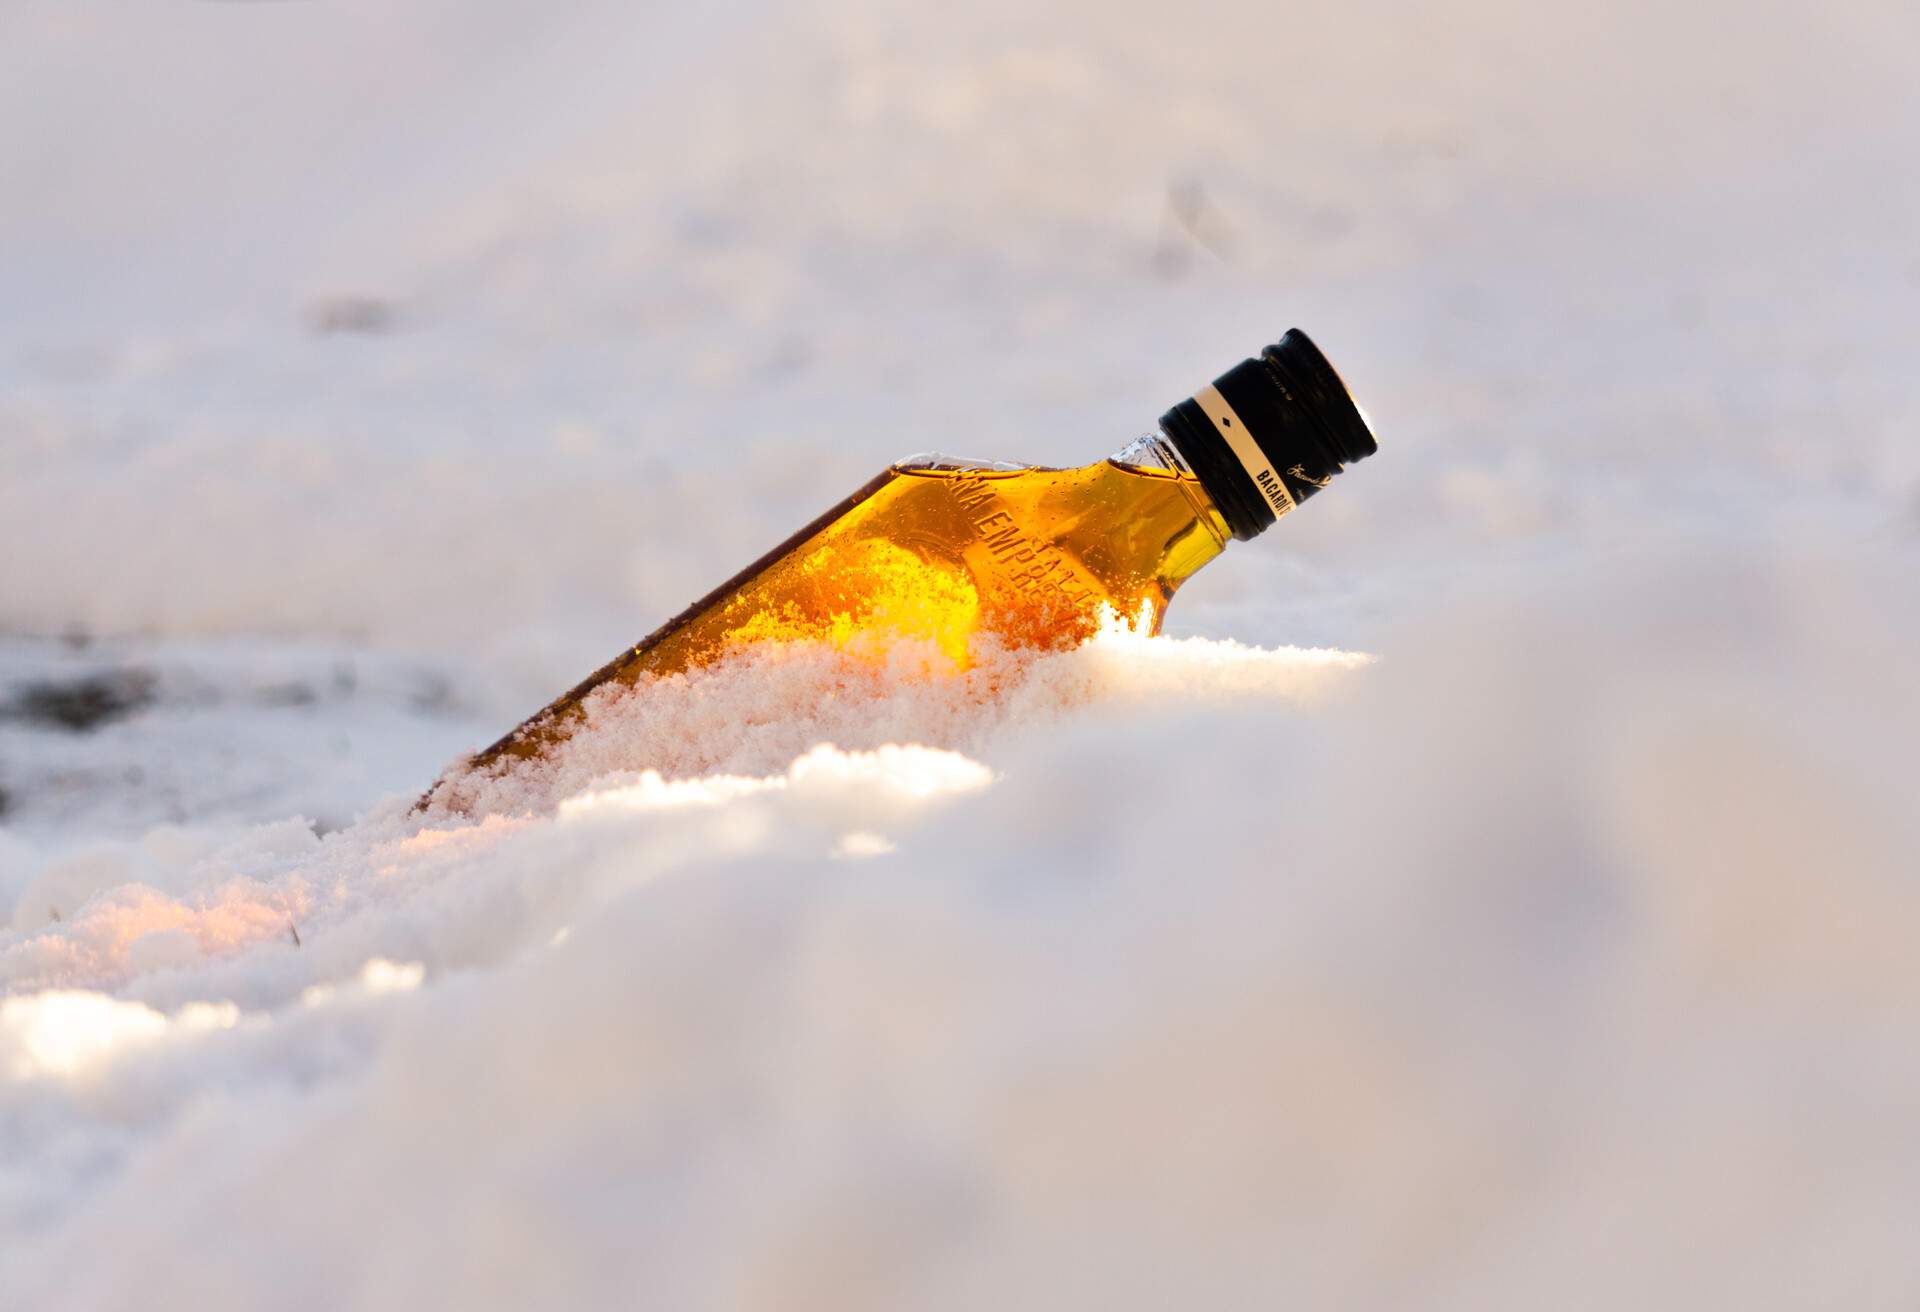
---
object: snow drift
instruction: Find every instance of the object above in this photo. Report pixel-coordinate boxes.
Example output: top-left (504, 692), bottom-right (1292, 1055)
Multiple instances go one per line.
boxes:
top-left (8, 549), bottom-right (1920, 1308)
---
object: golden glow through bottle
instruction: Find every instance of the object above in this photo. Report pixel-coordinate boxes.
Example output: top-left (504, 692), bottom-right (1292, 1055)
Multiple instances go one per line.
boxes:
top-left (426, 328), bottom-right (1378, 801)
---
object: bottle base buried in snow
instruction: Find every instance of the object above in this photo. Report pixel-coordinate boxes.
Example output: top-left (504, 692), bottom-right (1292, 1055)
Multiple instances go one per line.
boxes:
top-left (418, 329), bottom-right (1377, 813)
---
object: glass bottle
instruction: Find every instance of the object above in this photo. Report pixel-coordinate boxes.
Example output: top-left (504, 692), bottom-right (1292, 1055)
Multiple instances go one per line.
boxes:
top-left (423, 329), bottom-right (1377, 804)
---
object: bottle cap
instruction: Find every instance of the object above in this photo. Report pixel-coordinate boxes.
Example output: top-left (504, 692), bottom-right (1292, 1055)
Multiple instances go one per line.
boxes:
top-left (1158, 329), bottom-right (1378, 539)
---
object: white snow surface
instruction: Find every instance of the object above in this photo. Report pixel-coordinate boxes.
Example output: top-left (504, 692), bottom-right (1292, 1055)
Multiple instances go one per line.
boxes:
top-left (5, 0), bottom-right (1920, 1305)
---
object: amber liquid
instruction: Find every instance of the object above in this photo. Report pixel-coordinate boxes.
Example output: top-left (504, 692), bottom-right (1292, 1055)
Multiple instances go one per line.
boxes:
top-left (443, 456), bottom-right (1230, 785)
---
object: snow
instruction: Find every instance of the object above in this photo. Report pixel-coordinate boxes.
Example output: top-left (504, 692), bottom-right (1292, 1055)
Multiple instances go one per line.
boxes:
top-left (4, 0), bottom-right (1920, 1305)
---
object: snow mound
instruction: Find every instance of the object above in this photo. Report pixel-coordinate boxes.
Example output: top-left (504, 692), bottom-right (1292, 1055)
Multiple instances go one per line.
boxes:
top-left (433, 624), bottom-right (1370, 816)
top-left (2, 630), bottom-right (1367, 1000)
top-left (4, 552), bottom-right (1919, 1309)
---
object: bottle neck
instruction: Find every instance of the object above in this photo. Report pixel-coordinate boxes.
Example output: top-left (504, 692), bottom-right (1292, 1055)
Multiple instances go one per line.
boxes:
top-left (1110, 430), bottom-right (1198, 478)
top-left (1110, 431), bottom-right (1233, 561)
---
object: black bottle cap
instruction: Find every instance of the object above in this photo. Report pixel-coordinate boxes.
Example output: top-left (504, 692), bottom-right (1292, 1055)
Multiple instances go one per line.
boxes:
top-left (1157, 329), bottom-right (1379, 540)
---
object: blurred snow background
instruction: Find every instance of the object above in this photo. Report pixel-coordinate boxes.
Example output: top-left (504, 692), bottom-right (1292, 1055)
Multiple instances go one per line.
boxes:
top-left (3, 0), bottom-right (1919, 1305)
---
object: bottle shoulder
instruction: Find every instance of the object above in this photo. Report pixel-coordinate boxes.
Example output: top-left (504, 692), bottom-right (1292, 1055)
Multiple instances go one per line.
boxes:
top-left (891, 452), bottom-right (1036, 475)
top-left (887, 453), bottom-right (1190, 485)
top-left (891, 432), bottom-right (1200, 487)
top-left (884, 453), bottom-right (1227, 552)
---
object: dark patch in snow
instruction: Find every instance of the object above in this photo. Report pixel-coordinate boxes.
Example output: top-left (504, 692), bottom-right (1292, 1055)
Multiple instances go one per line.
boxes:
top-left (305, 296), bottom-right (399, 336)
top-left (5, 670), bottom-right (156, 732)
